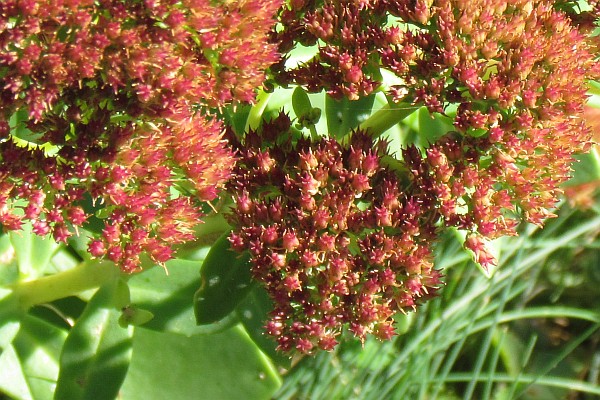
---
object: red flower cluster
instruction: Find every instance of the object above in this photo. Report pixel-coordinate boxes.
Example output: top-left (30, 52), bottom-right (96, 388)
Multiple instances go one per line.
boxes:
top-left (227, 113), bottom-right (442, 353)
top-left (0, 0), bottom-right (282, 270)
top-left (272, 0), bottom-right (598, 267)
top-left (222, 1), bottom-right (599, 352)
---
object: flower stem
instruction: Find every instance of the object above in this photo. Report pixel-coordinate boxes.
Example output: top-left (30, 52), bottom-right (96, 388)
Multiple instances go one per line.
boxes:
top-left (11, 260), bottom-right (121, 310)
top-left (358, 102), bottom-right (418, 138)
top-left (246, 90), bottom-right (272, 131)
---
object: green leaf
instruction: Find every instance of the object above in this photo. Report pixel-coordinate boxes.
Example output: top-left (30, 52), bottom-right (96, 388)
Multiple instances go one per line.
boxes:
top-left (399, 106), bottom-right (453, 149)
top-left (223, 103), bottom-right (252, 136)
top-left (128, 258), bottom-right (238, 336)
top-left (194, 233), bottom-right (253, 325)
top-left (236, 286), bottom-right (291, 368)
top-left (326, 94), bottom-right (376, 139)
top-left (0, 234), bottom-right (18, 286)
top-left (9, 108), bottom-right (43, 145)
top-left (47, 246), bottom-right (81, 275)
top-left (293, 87), bottom-right (321, 130)
top-left (417, 107), bottom-right (453, 144)
top-left (358, 101), bottom-right (418, 139)
top-left (0, 345), bottom-right (31, 400)
top-left (246, 90), bottom-right (273, 131)
top-left (467, 127), bottom-right (488, 138)
top-left (113, 278), bottom-right (131, 310)
top-left (0, 288), bottom-right (21, 351)
top-left (119, 325), bottom-right (281, 400)
top-left (9, 223), bottom-right (60, 280)
top-left (78, 193), bottom-right (108, 235)
top-left (7, 315), bottom-right (68, 400)
top-left (285, 44), bottom-right (319, 70)
top-left (0, 298), bottom-right (67, 400)
top-left (566, 147), bottom-right (600, 186)
top-left (28, 296), bottom-right (86, 331)
top-left (54, 280), bottom-right (134, 400)
top-left (292, 86), bottom-right (313, 117)
top-left (118, 306), bottom-right (154, 328)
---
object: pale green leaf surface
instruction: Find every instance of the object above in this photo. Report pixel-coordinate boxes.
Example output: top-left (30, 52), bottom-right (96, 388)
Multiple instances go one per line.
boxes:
top-left (325, 94), bottom-right (376, 139)
top-left (11, 315), bottom-right (67, 400)
top-left (236, 286), bottom-right (291, 368)
top-left (54, 282), bottom-right (134, 400)
top-left (194, 233), bottom-right (253, 325)
top-left (0, 288), bottom-right (21, 350)
top-left (9, 223), bottom-right (59, 280)
top-left (128, 258), bottom-right (238, 335)
top-left (292, 86), bottom-right (313, 117)
top-left (47, 247), bottom-right (81, 275)
top-left (119, 325), bottom-right (281, 400)
top-left (0, 345), bottom-right (31, 400)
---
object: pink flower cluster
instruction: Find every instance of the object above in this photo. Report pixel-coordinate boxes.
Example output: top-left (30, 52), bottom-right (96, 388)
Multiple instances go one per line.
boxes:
top-left (0, 0), bottom-right (282, 270)
top-left (227, 114), bottom-right (442, 352)
top-left (271, 0), bottom-right (598, 267)
top-left (223, 0), bottom-right (599, 352)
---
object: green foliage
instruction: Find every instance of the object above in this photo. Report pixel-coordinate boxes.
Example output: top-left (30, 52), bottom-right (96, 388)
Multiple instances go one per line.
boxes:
top-left (0, 315), bottom-right (66, 400)
top-left (54, 280), bottom-right (134, 400)
top-left (128, 258), bottom-right (238, 336)
top-left (194, 233), bottom-right (253, 325)
top-left (119, 326), bottom-right (281, 400)
top-left (0, 227), bottom-right (283, 400)
top-left (325, 94), bottom-right (376, 139)
top-left (236, 286), bottom-right (292, 368)
top-left (9, 223), bottom-right (59, 280)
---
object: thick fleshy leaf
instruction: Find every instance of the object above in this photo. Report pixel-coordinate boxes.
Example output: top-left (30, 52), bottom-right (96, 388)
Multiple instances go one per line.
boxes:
top-left (400, 106), bottom-right (453, 148)
top-left (326, 94), bottom-right (376, 139)
top-left (194, 233), bottom-right (253, 325)
top-left (9, 223), bottom-right (60, 279)
top-left (0, 288), bottom-right (21, 351)
top-left (118, 306), bottom-right (154, 328)
top-left (236, 286), bottom-right (291, 368)
top-left (292, 86), bottom-right (314, 119)
top-left (54, 280), bottom-right (134, 400)
top-left (0, 345), bottom-right (30, 400)
top-left (417, 107), bottom-right (453, 144)
top-left (7, 315), bottom-right (68, 400)
top-left (128, 258), bottom-right (238, 335)
top-left (224, 103), bottom-right (252, 135)
top-left (10, 108), bottom-right (44, 145)
top-left (0, 234), bottom-right (18, 284)
top-left (567, 150), bottom-right (600, 186)
top-left (119, 325), bottom-right (281, 400)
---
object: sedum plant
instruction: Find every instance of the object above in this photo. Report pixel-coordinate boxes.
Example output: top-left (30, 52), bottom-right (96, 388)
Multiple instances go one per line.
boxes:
top-left (0, 0), bottom-right (598, 399)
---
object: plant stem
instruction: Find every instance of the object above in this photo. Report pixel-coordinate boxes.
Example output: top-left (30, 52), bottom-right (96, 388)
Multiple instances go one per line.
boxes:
top-left (246, 90), bottom-right (272, 131)
top-left (358, 102), bottom-right (418, 137)
top-left (309, 125), bottom-right (319, 141)
top-left (11, 260), bottom-right (121, 310)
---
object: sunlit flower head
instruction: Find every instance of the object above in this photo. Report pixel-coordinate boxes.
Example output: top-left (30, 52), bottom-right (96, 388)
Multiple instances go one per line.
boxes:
top-left (0, 0), bottom-right (282, 270)
top-left (227, 113), bottom-right (442, 353)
